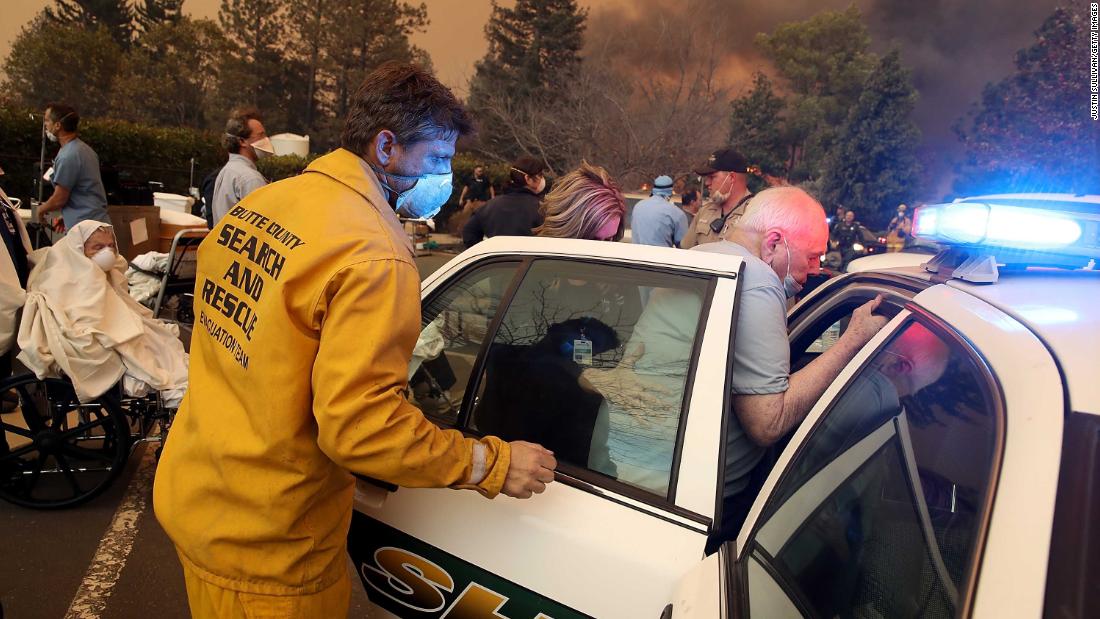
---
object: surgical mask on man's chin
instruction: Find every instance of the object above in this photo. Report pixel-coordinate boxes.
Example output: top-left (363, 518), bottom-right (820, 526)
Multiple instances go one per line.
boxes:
top-left (45, 130), bottom-right (58, 143)
top-left (710, 173), bottom-right (734, 203)
top-left (771, 237), bottom-right (803, 299)
top-left (91, 248), bottom-right (116, 272)
top-left (394, 172), bottom-right (454, 220)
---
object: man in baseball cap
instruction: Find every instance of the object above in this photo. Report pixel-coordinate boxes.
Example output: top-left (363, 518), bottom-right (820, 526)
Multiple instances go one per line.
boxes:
top-left (681, 148), bottom-right (754, 248)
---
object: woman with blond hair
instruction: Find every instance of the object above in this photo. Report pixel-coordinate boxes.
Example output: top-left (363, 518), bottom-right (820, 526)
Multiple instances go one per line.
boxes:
top-left (535, 162), bottom-right (625, 241)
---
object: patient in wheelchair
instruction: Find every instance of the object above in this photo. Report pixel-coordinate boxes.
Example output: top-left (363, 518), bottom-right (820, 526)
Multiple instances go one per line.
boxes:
top-left (16, 221), bottom-right (188, 405)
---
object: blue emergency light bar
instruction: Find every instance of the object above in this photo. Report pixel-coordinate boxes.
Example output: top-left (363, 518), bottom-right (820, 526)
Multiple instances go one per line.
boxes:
top-left (913, 196), bottom-right (1099, 257)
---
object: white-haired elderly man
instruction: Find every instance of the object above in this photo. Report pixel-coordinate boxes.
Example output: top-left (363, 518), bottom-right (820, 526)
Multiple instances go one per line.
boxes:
top-left (593, 187), bottom-right (888, 552)
top-left (695, 186), bottom-right (887, 548)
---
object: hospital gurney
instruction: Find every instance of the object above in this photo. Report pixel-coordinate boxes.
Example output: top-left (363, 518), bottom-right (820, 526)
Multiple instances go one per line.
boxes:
top-left (151, 228), bottom-right (208, 324)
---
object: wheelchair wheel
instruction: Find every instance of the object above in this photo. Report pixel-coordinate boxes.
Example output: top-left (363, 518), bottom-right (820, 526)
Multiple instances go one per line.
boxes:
top-left (0, 375), bottom-right (130, 509)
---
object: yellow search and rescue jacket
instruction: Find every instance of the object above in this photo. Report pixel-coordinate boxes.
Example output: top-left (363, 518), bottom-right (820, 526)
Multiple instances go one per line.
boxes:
top-left (153, 148), bottom-right (510, 595)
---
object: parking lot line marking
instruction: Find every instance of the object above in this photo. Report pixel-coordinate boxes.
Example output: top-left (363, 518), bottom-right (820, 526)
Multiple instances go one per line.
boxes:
top-left (64, 445), bottom-right (157, 619)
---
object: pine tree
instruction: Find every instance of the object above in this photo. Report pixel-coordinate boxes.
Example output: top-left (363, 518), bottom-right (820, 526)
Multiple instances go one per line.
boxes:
top-left (212, 0), bottom-right (290, 130)
top-left (134, 0), bottom-right (184, 35)
top-left (728, 73), bottom-right (788, 179)
top-left (324, 0), bottom-right (429, 122)
top-left (110, 17), bottom-right (227, 128)
top-left (45, 0), bottom-right (133, 48)
top-left (472, 0), bottom-right (586, 99)
top-left (754, 6), bottom-right (877, 182)
top-left (467, 0), bottom-right (587, 167)
top-left (954, 7), bottom-right (1100, 195)
top-left (822, 49), bottom-right (922, 228)
top-left (285, 0), bottom-right (331, 135)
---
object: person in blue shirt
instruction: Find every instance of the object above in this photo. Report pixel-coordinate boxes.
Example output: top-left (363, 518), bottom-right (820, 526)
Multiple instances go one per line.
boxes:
top-left (630, 175), bottom-right (688, 248)
top-left (36, 104), bottom-right (111, 230)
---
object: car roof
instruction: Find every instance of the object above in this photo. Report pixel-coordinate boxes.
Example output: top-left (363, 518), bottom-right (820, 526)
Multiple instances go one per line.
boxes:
top-left (941, 271), bottom-right (1100, 416)
top-left (845, 251), bottom-right (935, 273)
top-left (457, 235), bottom-right (741, 277)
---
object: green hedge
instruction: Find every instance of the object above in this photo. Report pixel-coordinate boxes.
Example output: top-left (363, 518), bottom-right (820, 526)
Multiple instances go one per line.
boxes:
top-left (435, 153), bottom-right (511, 229)
top-left (0, 107), bottom-right (506, 226)
top-left (0, 107), bottom-right (224, 204)
top-left (256, 154), bottom-right (319, 182)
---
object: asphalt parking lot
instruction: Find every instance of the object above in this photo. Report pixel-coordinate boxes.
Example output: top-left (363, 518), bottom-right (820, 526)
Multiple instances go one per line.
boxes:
top-left (0, 249), bottom-right (459, 619)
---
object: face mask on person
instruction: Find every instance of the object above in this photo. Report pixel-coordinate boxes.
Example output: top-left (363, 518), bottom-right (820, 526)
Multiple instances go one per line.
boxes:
top-left (770, 236), bottom-right (803, 299)
top-left (248, 136), bottom-right (275, 159)
top-left (511, 167), bottom-right (545, 194)
top-left (710, 173), bottom-right (736, 203)
top-left (44, 112), bottom-right (73, 143)
top-left (374, 166), bottom-right (453, 220)
top-left (91, 247), bottom-right (116, 272)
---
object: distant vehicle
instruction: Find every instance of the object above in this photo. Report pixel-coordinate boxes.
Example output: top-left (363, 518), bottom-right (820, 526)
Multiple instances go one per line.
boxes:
top-left (349, 194), bottom-right (1100, 618)
top-left (845, 244), bottom-right (939, 272)
top-left (825, 223), bottom-right (887, 269)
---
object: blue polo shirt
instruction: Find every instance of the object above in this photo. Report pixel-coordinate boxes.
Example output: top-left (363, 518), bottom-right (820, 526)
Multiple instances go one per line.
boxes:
top-left (631, 194), bottom-right (689, 247)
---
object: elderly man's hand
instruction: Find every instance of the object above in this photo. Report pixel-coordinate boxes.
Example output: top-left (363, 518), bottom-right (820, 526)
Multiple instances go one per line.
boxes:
top-left (843, 294), bottom-right (889, 348)
top-left (501, 441), bottom-right (556, 499)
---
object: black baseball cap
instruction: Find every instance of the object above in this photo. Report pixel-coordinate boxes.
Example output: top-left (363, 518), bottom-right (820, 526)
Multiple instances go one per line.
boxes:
top-left (694, 148), bottom-right (750, 175)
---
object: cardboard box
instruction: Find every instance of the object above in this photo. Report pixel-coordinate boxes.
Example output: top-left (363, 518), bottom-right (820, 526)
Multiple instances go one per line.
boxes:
top-left (107, 205), bottom-right (160, 260)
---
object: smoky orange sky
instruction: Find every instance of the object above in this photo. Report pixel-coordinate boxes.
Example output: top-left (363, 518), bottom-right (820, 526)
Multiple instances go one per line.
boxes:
top-left (1, 0), bottom-right (1066, 169)
top-left (0, 0), bottom-right (622, 94)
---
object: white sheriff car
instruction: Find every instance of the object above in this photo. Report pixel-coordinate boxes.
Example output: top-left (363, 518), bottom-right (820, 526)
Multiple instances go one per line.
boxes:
top-left (349, 194), bottom-right (1099, 619)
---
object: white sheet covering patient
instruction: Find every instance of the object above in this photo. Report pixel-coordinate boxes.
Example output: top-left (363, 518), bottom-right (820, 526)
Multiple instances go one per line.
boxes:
top-left (16, 221), bottom-right (188, 405)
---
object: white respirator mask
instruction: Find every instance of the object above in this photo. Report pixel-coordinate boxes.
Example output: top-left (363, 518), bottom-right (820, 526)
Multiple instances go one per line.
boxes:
top-left (91, 248), bottom-right (116, 272)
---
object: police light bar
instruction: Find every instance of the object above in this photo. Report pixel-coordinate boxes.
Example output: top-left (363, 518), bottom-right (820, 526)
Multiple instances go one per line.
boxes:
top-left (913, 198), bottom-right (1098, 255)
top-left (913, 196), bottom-right (1100, 282)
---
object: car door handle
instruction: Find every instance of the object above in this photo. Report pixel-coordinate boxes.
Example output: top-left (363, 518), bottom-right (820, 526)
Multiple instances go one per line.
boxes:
top-left (353, 475), bottom-right (397, 509)
top-left (354, 474), bottom-right (398, 492)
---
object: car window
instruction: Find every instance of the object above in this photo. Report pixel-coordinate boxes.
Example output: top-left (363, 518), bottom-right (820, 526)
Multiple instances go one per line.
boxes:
top-left (747, 319), bottom-right (999, 618)
top-left (804, 318), bottom-right (845, 355)
top-left (409, 261), bottom-right (519, 425)
top-left (468, 259), bottom-right (712, 498)
top-left (789, 292), bottom-right (904, 373)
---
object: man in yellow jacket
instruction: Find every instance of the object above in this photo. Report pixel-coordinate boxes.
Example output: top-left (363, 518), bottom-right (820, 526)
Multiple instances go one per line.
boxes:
top-left (153, 63), bottom-right (557, 618)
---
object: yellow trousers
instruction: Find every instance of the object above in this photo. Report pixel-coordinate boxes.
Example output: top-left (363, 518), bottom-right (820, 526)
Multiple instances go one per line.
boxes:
top-left (180, 556), bottom-right (351, 619)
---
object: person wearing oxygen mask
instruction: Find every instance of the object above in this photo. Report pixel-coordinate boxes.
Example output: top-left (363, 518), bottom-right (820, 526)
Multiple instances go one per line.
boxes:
top-left (154, 63), bottom-right (557, 618)
top-left (15, 221), bottom-right (188, 406)
top-left (680, 148), bottom-right (755, 249)
top-left (209, 107), bottom-right (272, 224)
top-left (36, 103), bottom-right (111, 230)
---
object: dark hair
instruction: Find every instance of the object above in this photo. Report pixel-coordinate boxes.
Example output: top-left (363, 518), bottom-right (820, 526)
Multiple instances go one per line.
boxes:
top-left (222, 107), bottom-right (263, 153)
top-left (508, 156), bottom-right (546, 188)
top-left (45, 103), bottom-right (79, 132)
top-left (341, 63), bottom-right (474, 155)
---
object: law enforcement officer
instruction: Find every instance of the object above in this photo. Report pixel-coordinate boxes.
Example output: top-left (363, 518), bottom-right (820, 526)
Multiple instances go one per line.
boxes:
top-left (681, 149), bottom-right (753, 249)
